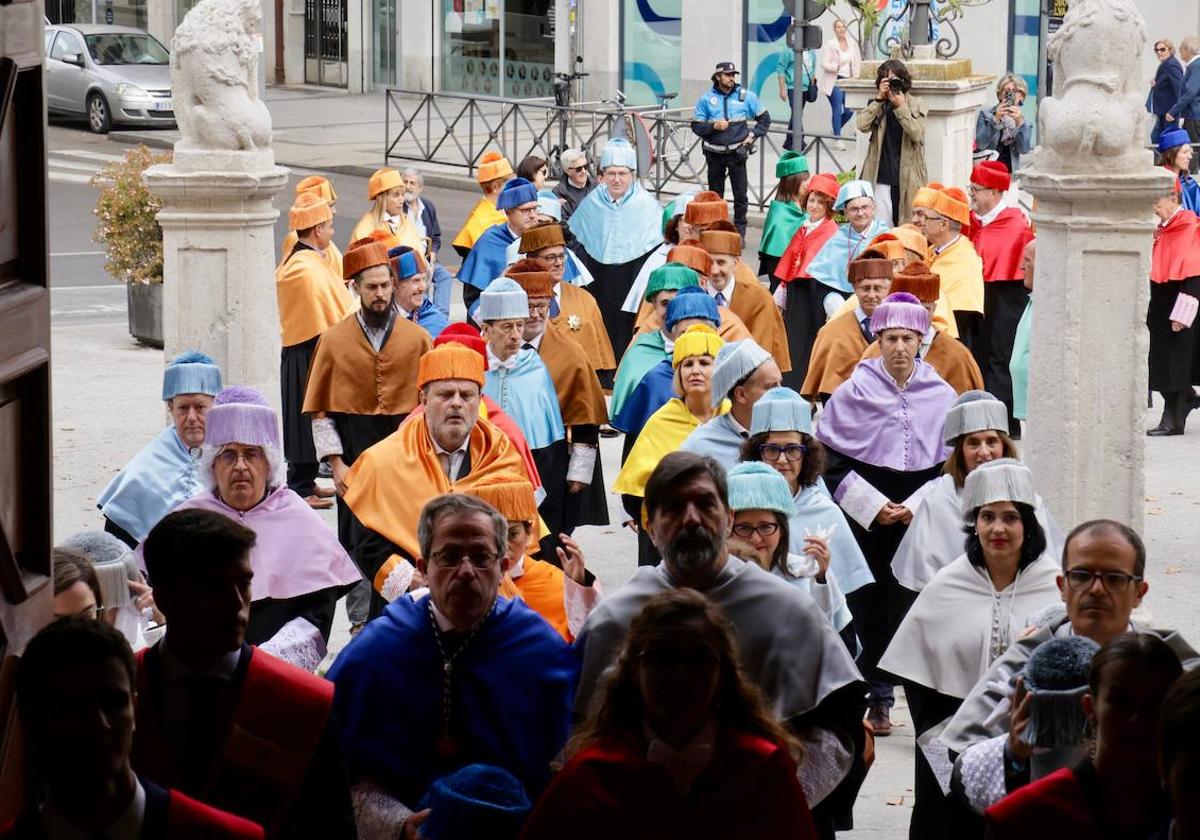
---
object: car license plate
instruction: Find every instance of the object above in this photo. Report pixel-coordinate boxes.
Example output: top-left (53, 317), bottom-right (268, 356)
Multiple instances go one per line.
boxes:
top-left (154, 99), bottom-right (172, 111)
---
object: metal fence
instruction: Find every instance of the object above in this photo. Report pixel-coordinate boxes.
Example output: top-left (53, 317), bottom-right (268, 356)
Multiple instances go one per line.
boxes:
top-left (383, 89), bottom-right (861, 210)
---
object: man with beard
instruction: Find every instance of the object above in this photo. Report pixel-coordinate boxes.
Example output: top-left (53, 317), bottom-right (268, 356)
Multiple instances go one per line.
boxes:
top-left (304, 235), bottom-right (433, 629)
top-left (328, 493), bottom-right (577, 838)
top-left (575, 451), bottom-right (871, 835)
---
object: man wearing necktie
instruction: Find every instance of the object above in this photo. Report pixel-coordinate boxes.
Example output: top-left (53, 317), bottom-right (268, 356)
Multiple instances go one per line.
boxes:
top-left (802, 254), bottom-right (894, 404)
top-left (698, 226), bottom-right (790, 367)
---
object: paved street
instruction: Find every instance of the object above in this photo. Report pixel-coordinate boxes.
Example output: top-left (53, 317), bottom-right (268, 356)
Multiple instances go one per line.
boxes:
top-left (46, 119), bottom-right (1200, 838)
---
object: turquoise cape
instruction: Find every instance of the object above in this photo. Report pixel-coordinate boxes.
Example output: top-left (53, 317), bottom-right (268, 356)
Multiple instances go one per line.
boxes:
top-left (96, 426), bottom-right (200, 543)
top-left (759, 201), bottom-right (808, 258)
top-left (568, 182), bottom-right (662, 265)
top-left (805, 219), bottom-right (890, 294)
top-left (484, 348), bottom-right (566, 450)
top-left (609, 330), bottom-right (668, 419)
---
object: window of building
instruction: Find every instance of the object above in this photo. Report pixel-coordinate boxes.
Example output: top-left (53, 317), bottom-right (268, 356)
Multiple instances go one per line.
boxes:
top-left (744, 0), bottom-right (799, 124)
top-left (442, 0), bottom-right (554, 98)
top-left (620, 0), bottom-right (680, 107)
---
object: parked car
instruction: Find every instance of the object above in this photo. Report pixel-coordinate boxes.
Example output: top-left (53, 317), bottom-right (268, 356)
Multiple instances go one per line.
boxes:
top-left (44, 24), bottom-right (174, 133)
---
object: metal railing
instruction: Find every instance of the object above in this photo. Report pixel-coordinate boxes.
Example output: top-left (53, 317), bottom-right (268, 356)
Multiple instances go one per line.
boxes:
top-left (384, 89), bottom-right (861, 210)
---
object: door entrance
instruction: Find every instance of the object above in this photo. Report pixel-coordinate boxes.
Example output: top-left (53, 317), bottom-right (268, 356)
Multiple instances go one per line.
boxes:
top-left (304, 0), bottom-right (347, 88)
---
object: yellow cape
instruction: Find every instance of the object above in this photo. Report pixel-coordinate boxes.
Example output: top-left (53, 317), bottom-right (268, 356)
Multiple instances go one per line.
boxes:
top-left (453, 198), bottom-right (506, 252)
top-left (613, 397), bottom-right (731, 497)
top-left (930, 236), bottom-right (985, 315)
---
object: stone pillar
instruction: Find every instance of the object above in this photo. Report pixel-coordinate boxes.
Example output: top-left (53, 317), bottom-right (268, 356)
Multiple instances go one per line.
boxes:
top-left (144, 154), bottom-right (290, 409)
top-left (839, 54), bottom-right (993, 191)
top-left (1020, 0), bottom-right (1168, 533)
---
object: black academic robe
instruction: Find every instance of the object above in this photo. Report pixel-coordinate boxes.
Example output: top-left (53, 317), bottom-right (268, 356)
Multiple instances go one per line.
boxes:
top-left (571, 244), bottom-right (656, 367)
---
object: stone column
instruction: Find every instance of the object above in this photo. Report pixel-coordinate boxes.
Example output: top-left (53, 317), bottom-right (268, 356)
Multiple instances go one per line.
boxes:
top-left (839, 53), bottom-right (993, 190)
top-left (1019, 0), bottom-right (1169, 533)
top-left (144, 154), bottom-right (289, 409)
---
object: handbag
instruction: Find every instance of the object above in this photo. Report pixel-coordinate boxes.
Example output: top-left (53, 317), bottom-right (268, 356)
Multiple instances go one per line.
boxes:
top-left (804, 76), bottom-right (819, 103)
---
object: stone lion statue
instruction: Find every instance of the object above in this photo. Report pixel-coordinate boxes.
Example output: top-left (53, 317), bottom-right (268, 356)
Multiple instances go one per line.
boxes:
top-left (171, 0), bottom-right (271, 152)
top-left (1035, 0), bottom-right (1149, 173)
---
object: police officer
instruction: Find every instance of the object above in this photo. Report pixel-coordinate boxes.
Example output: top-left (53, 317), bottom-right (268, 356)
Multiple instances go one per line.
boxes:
top-left (691, 60), bottom-right (771, 238)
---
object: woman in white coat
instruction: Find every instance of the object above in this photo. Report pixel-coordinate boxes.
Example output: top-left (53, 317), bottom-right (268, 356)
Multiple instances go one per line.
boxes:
top-left (819, 19), bottom-right (862, 147)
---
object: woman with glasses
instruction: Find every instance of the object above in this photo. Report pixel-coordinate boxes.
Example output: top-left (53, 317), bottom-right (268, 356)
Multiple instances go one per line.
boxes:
top-left (737, 386), bottom-right (873, 602)
top-left (158, 386), bottom-right (361, 650)
top-left (815, 293), bottom-right (958, 736)
top-left (975, 74), bottom-right (1032, 175)
top-left (725, 462), bottom-right (853, 636)
top-left (1149, 39), bottom-right (1185, 145)
top-left (892, 390), bottom-right (1063, 596)
top-left (880, 458), bottom-right (1061, 840)
top-left (521, 588), bottom-right (818, 839)
top-left (614, 325), bottom-right (726, 567)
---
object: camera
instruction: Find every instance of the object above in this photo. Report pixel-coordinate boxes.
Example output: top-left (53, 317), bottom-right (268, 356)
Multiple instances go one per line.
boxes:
top-left (885, 77), bottom-right (908, 94)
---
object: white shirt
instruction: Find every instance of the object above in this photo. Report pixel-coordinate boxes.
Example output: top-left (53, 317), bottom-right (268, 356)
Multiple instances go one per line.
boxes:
top-left (430, 430), bottom-right (470, 480)
top-left (975, 202), bottom-right (1006, 227)
top-left (486, 345), bottom-right (519, 372)
top-left (405, 198), bottom-right (427, 238)
top-left (707, 273), bottom-right (735, 306)
top-left (524, 331), bottom-right (545, 351)
top-left (41, 779), bottom-right (146, 840)
top-left (933, 234), bottom-right (961, 257)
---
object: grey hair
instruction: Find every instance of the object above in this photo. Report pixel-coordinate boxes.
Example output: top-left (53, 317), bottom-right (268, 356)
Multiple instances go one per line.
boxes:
top-left (1181, 36), bottom-right (1200, 56)
top-left (197, 442), bottom-right (286, 494)
top-left (924, 209), bottom-right (961, 234)
top-left (561, 148), bottom-right (586, 168)
top-left (995, 72), bottom-right (1028, 98)
top-left (399, 167), bottom-right (423, 186)
top-left (417, 493), bottom-right (507, 564)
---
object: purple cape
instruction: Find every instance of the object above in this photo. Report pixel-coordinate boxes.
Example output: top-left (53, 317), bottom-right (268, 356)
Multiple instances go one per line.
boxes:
top-left (815, 357), bottom-right (956, 472)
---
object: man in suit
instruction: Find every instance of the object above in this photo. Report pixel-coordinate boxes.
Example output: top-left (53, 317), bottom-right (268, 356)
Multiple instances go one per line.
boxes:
top-left (1169, 35), bottom-right (1200, 174)
top-left (133, 509), bottom-right (357, 839)
top-left (7, 618), bottom-right (263, 839)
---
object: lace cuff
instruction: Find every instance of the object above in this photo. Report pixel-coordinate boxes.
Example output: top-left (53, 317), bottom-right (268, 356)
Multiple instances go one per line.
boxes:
top-left (259, 617), bottom-right (327, 672)
top-left (567, 444), bottom-right (597, 484)
top-left (563, 574), bottom-right (602, 640)
top-left (376, 556), bottom-right (416, 602)
top-left (312, 416), bottom-right (344, 462)
top-left (833, 471), bottom-right (889, 531)
top-left (958, 734), bottom-right (1009, 814)
top-left (796, 727), bottom-right (853, 807)
top-left (350, 778), bottom-right (413, 840)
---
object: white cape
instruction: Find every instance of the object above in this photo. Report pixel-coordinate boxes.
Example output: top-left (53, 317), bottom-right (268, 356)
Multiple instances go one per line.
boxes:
top-left (891, 474), bottom-right (1066, 593)
top-left (879, 554), bottom-right (1062, 699)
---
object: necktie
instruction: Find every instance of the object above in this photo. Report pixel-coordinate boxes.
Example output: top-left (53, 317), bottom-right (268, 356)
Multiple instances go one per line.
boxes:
top-left (437, 452), bottom-right (452, 478)
top-left (549, 298), bottom-right (561, 318)
top-left (410, 309), bottom-right (419, 322)
top-left (714, 291), bottom-right (727, 307)
top-left (522, 342), bottom-right (535, 351)
top-left (860, 317), bottom-right (873, 343)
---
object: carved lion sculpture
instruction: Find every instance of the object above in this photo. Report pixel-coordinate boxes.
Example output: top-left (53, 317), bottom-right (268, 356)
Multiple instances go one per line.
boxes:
top-left (171, 0), bottom-right (271, 152)
top-left (1036, 0), bottom-right (1148, 173)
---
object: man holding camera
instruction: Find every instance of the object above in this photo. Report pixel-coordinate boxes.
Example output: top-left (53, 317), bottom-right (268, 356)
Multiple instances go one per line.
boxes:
top-left (857, 59), bottom-right (928, 225)
top-left (691, 61), bottom-right (771, 238)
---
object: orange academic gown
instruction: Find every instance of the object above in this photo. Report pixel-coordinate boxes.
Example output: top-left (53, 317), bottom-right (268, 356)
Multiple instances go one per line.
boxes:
top-left (800, 310), bottom-right (868, 400)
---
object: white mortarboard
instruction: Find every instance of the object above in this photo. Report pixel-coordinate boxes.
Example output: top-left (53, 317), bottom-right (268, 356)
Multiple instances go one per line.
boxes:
top-left (961, 457), bottom-right (1037, 515)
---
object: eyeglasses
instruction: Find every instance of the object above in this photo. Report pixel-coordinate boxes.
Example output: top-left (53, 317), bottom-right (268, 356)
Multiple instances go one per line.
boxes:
top-left (528, 302), bottom-right (551, 315)
top-left (567, 165), bottom-right (588, 173)
top-left (1156, 46), bottom-right (1169, 53)
top-left (217, 447), bottom-right (265, 467)
top-left (539, 252), bottom-right (567, 264)
top-left (1064, 569), bottom-right (1143, 592)
top-left (758, 443), bottom-right (807, 462)
top-left (732, 521), bottom-right (781, 539)
top-left (429, 550), bottom-right (499, 569)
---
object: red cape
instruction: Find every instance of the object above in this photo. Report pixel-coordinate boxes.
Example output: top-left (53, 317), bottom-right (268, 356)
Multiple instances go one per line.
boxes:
top-left (774, 218), bottom-right (839, 283)
top-left (1152, 209), bottom-right (1200, 283)
top-left (969, 207), bottom-right (1033, 281)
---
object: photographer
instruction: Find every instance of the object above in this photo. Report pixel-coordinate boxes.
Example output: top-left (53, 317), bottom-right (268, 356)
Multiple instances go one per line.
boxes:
top-left (975, 74), bottom-right (1033, 175)
top-left (691, 60), bottom-right (772, 238)
top-left (857, 59), bottom-right (927, 225)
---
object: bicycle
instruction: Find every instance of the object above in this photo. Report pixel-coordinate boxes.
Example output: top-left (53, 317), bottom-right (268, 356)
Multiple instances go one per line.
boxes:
top-left (546, 56), bottom-right (589, 179)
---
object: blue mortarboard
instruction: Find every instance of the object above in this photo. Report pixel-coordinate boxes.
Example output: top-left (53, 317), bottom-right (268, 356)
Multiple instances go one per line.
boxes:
top-left (418, 764), bottom-right (531, 840)
top-left (749, 386), bottom-right (812, 436)
top-left (495, 177), bottom-right (538, 211)
top-left (600, 137), bottom-right (638, 172)
top-left (387, 245), bottom-right (421, 280)
top-left (834, 179), bottom-right (874, 211)
top-left (1157, 128), bottom-right (1192, 155)
top-left (727, 462), bottom-right (795, 516)
top-left (162, 350), bottom-right (222, 401)
top-left (536, 189), bottom-right (562, 221)
top-left (664, 285), bottom-right (719, 331)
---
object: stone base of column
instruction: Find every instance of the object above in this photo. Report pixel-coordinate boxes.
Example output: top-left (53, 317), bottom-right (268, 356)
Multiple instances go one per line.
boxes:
top-left (144, 152), bottom-right (290, 409)
top-left (1021, 167), bottom-right (1174, 533)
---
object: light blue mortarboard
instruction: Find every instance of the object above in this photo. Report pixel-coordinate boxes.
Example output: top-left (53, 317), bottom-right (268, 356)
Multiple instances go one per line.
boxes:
top-left (727, 462), bottom-right (795, 516)
top-left (161, 350), bottom-right (222, 401)
top-left (749, 386), bottom-right (813, 436)
top-left (600, 137), bottom-right (638, 172)
top-left (834, 179), bottom-right (874, 211)
top-left (477, 277), bottom-right (529, 322)
top-left (710, 339), bottom-right (771, 407)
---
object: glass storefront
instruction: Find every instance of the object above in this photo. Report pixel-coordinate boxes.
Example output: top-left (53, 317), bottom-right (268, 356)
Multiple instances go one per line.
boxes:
top-left (745, 0), bottom-right (795, 123)
top-left (620, 0), bottom-right (680, 107)
top-left (46, 0), bottom-right (146, 29)
top-left (442, 0), bottom-right (554, 98)
top-left (372, 0), bottom-right (396, 87)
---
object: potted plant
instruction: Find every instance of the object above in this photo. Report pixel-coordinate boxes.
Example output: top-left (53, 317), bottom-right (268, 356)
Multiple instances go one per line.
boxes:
top-left (91, 145), bottom-right (172, 348)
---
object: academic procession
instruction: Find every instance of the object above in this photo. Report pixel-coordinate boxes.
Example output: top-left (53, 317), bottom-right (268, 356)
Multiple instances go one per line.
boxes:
top-left (11, 22), bottom-right (1200, 840)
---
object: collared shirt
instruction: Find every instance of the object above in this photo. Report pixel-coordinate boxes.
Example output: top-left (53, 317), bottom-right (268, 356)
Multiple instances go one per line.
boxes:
top-left (919, 326), bottom-right (936, 358)
top-left (356, 307), bottom-right (396, 352)
top-left (707, 273), bottom-right (735, 307)
top-left (661, 332), bottom-right (675, 354)
top-left (727, 413), bottom-right (750, 439)
top-left (405, 198), bottom-right (428, 238)
top-left (976, 202), bottom-right (1006, 227)
top-left (643, 717), bottom-right (717, 794)
top-left (430, 430), bottom-right (470, 480)
top-left (486, 346), bottom-right (519, 372)
top-left (933, 234), bottom-right (961, 257)
top-left (855, 305), bottom-right (873, 341)
top-left (41, 778), bottom-right (146, 840)
top-left (523, 332), bottom-right (545, 352)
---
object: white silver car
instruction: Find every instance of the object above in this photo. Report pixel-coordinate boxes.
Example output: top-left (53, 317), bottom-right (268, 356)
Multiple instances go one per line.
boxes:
top-left (45, 24), bottom-right (174, 133)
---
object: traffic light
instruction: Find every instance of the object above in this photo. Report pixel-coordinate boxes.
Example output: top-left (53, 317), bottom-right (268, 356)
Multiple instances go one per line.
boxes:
top-left (794, 0), bottom-right (826, 50)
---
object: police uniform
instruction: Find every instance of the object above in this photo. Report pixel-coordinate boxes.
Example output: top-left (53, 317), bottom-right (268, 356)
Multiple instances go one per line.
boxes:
top-left (691, 60), bottom-right (771, 237)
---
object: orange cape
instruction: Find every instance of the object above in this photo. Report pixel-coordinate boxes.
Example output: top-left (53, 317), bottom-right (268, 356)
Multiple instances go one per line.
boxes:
top-left (302, 312), bottom-right (432, 416)
top-left (500, 558), bottom-right (571, 641)
top-left (275, 248), bottom-right (355, 346)
top-left (343, 412), bottom-right (527, 590)
top-left (453, 198), bottom-right (506, 252)
top-left (800, 311), bottom-right (868, 399)
top-left (552, 282), bottom-right (618, 371)
top-left (349, 212), bottom-right (426, 255)
top-left (539, 322), bottom-right (610, 427)
top-left (861, 330), bottom-right (984, 394)
top-left (279, 231), bottom-right (343, 279)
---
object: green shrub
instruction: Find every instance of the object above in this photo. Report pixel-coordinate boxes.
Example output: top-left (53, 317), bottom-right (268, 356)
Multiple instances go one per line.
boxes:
top-left (91, 145), bottom-right (172, 284)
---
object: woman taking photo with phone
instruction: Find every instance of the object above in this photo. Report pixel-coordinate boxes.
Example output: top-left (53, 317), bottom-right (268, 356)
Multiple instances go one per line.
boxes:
top-left (976, 74), bottom-right (1033, 175)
